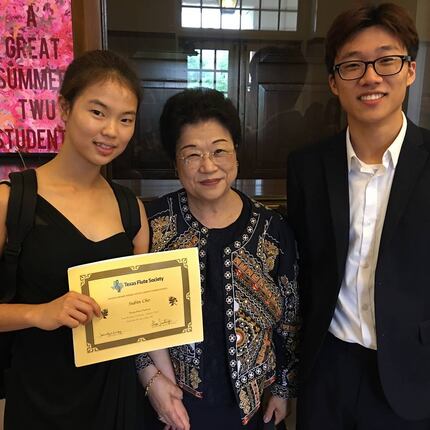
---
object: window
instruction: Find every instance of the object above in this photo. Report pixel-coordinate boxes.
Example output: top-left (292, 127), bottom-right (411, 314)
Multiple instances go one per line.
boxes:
top-left (181, 0), bottom-right (298, 31)
top-left (187, 49), bottom-right (229, 95)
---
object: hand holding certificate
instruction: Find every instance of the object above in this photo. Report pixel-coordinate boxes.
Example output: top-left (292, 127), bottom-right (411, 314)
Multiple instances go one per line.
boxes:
top-left (67, 247), bottom-right (203, 367)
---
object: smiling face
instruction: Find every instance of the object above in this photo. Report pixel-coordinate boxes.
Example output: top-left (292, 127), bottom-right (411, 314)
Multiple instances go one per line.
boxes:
top-left (329, 25), bottom-right (416, 131)
top-left (60, 78), bottom-right (138, 167)
top-left (175, 119), bottom-right (238, 206)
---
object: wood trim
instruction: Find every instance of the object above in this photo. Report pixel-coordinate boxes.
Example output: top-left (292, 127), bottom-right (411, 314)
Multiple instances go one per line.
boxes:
top-left (71, 0), bottom-right (103, 55)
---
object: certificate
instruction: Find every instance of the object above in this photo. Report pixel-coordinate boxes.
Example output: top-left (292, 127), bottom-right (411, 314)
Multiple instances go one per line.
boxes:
top-left (67, 247), bottom-right (203, 367)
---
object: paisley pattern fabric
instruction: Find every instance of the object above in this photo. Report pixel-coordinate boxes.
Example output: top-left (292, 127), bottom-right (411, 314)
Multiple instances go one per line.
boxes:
top-left (136, 189), bottom-right (300, 424)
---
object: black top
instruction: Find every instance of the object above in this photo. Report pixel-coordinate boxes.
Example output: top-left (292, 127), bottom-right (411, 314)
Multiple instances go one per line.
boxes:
top-left (4, 191), bottom-right (143, 430)
top-left (200, 192), bottom-right (251, 405)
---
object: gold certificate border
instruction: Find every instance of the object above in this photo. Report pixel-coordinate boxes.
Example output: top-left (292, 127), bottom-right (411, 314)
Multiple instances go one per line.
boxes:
top-left (79, 259), bottom-right (191, 353)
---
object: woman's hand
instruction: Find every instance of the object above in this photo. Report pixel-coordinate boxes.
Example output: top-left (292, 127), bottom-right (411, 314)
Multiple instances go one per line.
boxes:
top-left (264, 395), bottom-right (290, 425)
top-left (28, 291), bottom-right (101, 330)
top-left (160, 398), bottom-right (190, 430)
top-left (147, 372), bottom-right (190, 430)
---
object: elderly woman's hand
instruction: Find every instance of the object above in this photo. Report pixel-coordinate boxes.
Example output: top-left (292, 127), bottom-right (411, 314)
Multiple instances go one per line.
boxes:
top-left (147, 372), bottom-right (190, 430)
top-left (160, 397), bottom-right (190, 430)
top-left (263, 395), bottom-right (290, 425)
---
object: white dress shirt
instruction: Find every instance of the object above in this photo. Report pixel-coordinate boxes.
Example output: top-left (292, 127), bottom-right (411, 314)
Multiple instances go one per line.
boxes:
top-left (329, 113), bottom-right (407, 350)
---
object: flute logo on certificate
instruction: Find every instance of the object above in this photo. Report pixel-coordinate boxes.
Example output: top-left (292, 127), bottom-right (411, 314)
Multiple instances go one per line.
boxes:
top-left (68, 248), bottom-right (203, 367)
top-left (111, 280), bottom-right (124, 293)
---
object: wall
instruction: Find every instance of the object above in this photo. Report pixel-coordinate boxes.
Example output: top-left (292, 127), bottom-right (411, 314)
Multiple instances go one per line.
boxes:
top-left (416, 0), bottom-right (430, 41)
top-left (107, 0), bottom-right (425, 39)
top-left (107, 0), bottom-right (177, 33)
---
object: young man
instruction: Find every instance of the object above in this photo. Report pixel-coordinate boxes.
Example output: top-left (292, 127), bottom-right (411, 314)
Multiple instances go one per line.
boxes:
top-left (287, 3), bottom-right (430, 429)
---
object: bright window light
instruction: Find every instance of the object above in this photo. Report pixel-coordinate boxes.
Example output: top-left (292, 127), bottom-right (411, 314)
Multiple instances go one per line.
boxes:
top-left (181, 0), bottom-right (299, 31)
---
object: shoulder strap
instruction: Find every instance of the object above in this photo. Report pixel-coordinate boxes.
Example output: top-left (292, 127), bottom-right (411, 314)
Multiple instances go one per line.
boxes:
top-left (110, 182), bottom-right (141, 242)
top-left (0, 169), bottom-right (37, 303)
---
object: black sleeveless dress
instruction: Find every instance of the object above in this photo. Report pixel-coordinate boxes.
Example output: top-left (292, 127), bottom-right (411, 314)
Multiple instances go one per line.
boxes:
top-left (4, 189), bottom-right (144, 429)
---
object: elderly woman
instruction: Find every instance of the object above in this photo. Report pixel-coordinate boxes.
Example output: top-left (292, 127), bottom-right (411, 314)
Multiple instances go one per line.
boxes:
top-left (137, 88), bottom-right (300, 429)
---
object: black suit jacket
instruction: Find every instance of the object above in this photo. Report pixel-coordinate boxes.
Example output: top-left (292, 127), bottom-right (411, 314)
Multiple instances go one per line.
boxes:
top-left (287, 120), bottom-right (430, 421)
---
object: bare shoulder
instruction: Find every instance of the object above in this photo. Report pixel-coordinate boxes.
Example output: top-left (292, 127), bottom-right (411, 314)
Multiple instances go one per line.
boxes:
top-left (0, 184), bottom-right (10, 254)
top-left (133, 197), bottom-right (150, 254)
top-left (136, 197), bottom-right (148, 220)
top-left (0, 183), bottom-right (11, 214)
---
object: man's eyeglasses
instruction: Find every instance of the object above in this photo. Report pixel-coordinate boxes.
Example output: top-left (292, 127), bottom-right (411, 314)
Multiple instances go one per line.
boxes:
top-left (178, 148), bottom-right (235, 169)
top-left (333, 55), bottom-right (412, 81)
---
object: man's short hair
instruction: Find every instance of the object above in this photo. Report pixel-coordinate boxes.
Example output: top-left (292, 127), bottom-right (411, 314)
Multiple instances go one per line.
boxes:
top-left (325, 2), bottom-right (419, 74)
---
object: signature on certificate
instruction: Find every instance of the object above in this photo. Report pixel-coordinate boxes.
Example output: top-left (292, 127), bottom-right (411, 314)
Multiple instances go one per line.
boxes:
top-left (151, 318), bottom-right (175, 328)
top-left (99, 330), bottom-right (123, 338)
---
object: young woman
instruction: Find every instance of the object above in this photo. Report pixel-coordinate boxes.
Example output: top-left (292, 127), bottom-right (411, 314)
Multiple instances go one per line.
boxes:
top-left (0, 50), bottom-right (186, 430)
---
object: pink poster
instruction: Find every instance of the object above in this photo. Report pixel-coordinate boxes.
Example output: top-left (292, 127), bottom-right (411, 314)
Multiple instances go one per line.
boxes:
top-left (0, 0), bottom-right (73, 154)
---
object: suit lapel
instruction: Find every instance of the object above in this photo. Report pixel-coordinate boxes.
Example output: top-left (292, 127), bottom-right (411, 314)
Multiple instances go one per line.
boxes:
top-left (323, 132), bottom-right (350, 282)
top-left (379, 121), bottom-right (428, 257)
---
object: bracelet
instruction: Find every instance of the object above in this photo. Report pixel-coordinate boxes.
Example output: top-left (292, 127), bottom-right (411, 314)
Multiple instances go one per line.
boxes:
top-left (144, 370), bottom-right (161, 396)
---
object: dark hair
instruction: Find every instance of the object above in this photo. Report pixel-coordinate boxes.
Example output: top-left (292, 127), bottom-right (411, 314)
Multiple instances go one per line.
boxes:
top-left (325, 2), bottom-right (419, 74)
top-left (159, 88), bottom-right (242, 161)
top-left (60, 49), bottom-right (141, 108)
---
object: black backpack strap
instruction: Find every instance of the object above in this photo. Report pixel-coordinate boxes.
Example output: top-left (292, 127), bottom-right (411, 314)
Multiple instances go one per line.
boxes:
top-left (110, 182), bottom-right (141, 242)
top-left (1, 169), bottom-right (37, 303)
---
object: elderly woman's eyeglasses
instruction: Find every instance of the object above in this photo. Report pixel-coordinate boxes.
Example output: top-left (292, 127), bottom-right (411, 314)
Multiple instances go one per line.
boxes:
top-left (333, 55), bottom-right (411, 81)
top-left (178, 148), bottom-right (235, 169)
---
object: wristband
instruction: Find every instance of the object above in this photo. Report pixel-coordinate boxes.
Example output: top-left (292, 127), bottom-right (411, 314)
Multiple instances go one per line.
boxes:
top-left (144, 370), bottom-right (161, 396)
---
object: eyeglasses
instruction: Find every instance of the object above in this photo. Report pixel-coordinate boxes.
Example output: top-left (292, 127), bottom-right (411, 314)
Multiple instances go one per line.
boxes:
top-left (333, 55), bottom-right (411, 81)
top-left (178, 148), bottom-right (235, 169)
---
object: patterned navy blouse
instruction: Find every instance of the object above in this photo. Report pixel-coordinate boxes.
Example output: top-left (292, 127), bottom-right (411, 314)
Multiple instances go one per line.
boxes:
top-left (136, 189), bottom-right (300, 425)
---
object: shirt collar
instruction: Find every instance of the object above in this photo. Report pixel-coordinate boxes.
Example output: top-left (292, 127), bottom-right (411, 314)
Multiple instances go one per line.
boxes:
top-left (346, 112), bottom-right (407, 172)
